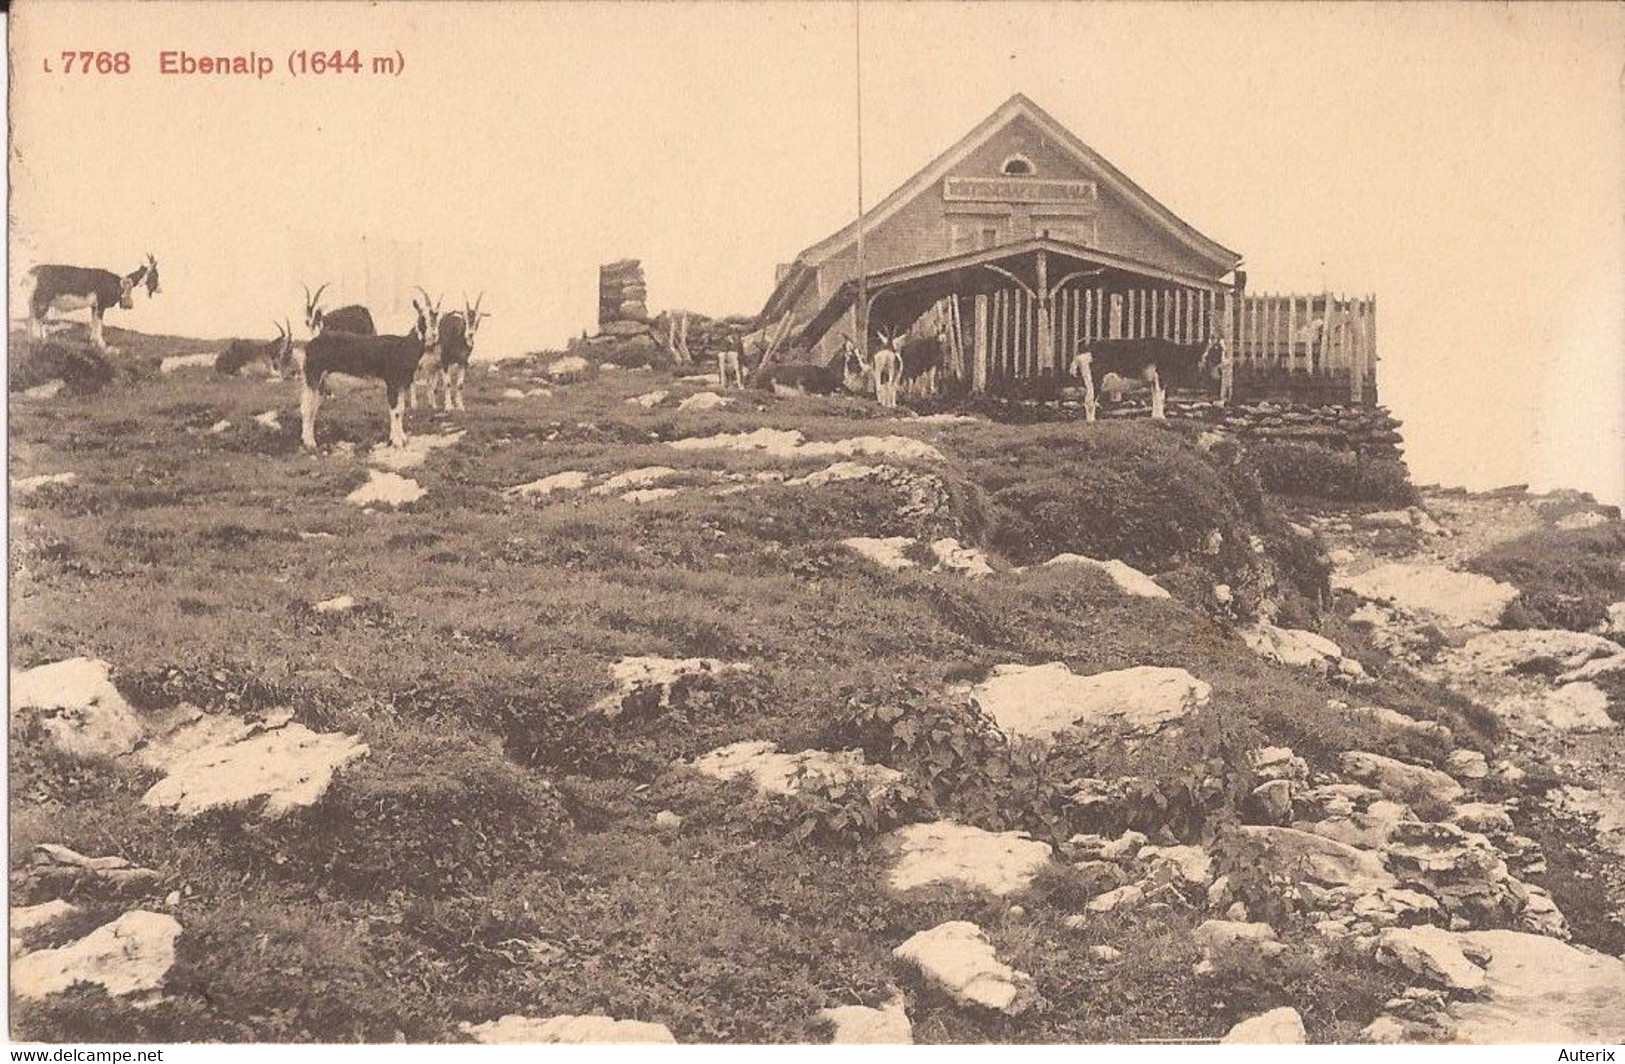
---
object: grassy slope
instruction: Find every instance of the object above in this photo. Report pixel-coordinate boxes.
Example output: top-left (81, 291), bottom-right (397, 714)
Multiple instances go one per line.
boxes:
top-left (11, 354), bottom-right (1479, 1043)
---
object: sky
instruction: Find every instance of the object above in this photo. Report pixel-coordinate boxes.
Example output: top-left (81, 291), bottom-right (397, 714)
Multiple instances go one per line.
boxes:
top-left (9, 1), bottom-right (1623, 503)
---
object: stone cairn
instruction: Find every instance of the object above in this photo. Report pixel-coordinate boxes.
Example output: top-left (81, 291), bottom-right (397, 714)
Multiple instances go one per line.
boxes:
top-left (570, 260), bottom-right (658, 364)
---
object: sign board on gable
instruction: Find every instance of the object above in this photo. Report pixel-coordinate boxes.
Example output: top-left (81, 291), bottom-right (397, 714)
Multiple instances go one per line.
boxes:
top-left (943, 177), bottom-right (1098, 204)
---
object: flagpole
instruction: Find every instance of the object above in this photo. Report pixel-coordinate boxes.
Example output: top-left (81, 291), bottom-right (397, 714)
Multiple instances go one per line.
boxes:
top-left (854, 0), bottom-right (867, 354)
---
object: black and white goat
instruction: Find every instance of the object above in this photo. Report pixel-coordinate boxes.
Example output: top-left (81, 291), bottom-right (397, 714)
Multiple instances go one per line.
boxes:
top-left (750, 335), bottom-right (872, 397)
top-left (301, 282), bottom-right (376, 338)
top-left (1067, 338), bottom-right (1222, 421)
top-left (282, 297), bottom-right (442, 449)
top-left (411, 292), bottom-right (485, 411)
top-left (25, 255), bottom-right (159, 351)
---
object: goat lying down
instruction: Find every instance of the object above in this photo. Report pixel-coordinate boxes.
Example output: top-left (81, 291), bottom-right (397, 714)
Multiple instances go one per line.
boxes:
top-left (281, 300), bottom-right (441, 449)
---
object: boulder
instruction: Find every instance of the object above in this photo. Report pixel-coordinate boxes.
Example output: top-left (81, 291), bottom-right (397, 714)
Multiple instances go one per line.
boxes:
top-left (620, 487), bottom-right (679, 504)
top-left (365, 430), bottom-right (464, 472)
top-left (345, 470), bottom-right (425, 508)
top-left (1354, 705), bottom-right (1452, 742)
top-left (1494, 684), bottom-right (1614, 732)
top-left (1450, 629), bottom-right (1625, 678)
top-left (1445, 750), bottom-right (1490, 781)
top-left (1194, 919), bottom-right (1285, 965)
top-left (1040, 555), bottom-right (1171, 599)
top-left (842, 536), bottom-right (919, 571)
top-left (884, 821), bottom-right (1052, 896)
top-left (690, 740), bottom-right (902, 801)
top-left (893, 921), bottom-right (1028, 1012)
top-left (1340, 751), bottom-right (1464, 806)
top-left (11, 657), bottom-right (145, 761)
top-left (11, 900), bottom-right (79, 949)
top-left (929, 538), bottom-right (993, 577)
top-left (1086, 884), bottom-right (1145, 913)
top-left (1447, 929), bottom-right (1625, 1042)
top-left (505, 470), bottom-right (592, 498)
top-left (461, 1015), bottom-right (676, 1044)
top-left (1138, 844), bottom-right (1213, 886)
top-left (545, 355), bottom-right (591, 380)
top-left (1332, 564), bottom-right (1519, 629)
top-left (591, 466), bottom-right (678, 495)
top-left (1231, 826), bottom-right (1396, 890)
top-left (818, 996), bottom-right (912, 1044)
top-left (24, 844), bottom-right (163, 895)
top-left (12, 911), bottom-right (181, 1001)
top-left (592, 655), bottom-right (749, 717)
top-left (1241, 623), bottom-right (1349, 673)
top-left (12, 471), bottom-right (78, 496)
top-left (1252, 779), bottom-right (1294, 824)
top-left (970, 662), bottom-right (1211, 742)
top-left (1380, 925), bottom-right (1487, 993)
top-left (677, 391), bottom-right (731, 412)
top-left (627, 390), bottom-right (669, 409)
top-left (1221, 1006), bottom-right (1307, 1045)
top-left (1250, 746), bottom-right (1309, 782)
top-left (142, 723), bottom-right (369, 818)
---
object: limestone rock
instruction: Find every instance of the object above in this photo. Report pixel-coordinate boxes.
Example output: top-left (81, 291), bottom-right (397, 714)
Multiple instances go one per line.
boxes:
top-left (592, 655), bottom-right (749, 717)
top-left (1041, 555), bottom-right (1171, 599)
top-left (1340, 750), bottom-right (1464, 806)
top-left (929, 538), bottom-right (994, 577)
top-left (1446, 929), bottom-right (1625, 1041)
top-left (11, 658), bottom-right (145, 761)
top-left (1252, 779), bottom-right (1294, 824)
top-left (1221, 1006), bottom-right (1306, 1044)
top-left (1354, 705), bottom-right (1453, 742)
top-left (1380, 925), bottom-right (1487, 993)
top-left (1250, 746), bottom-right (1309, 782)
top-left (142, 723), bottom-right (369, 818)
top-left (13, 471), bottom-right (78, 496)
top-left (677, 391), bottom-right (731, 412)
top-left (842, 536), bottom-right (918, 571)
top-left (1241, 623), bottom-right (1352, 675)
top-left (461, 1014), bottom-right (676, 1044)
top-left (1450, 629), bottom-right (1625, 678)
top-left (884, 821), bottom-right (1052, 896)
top-left (11, 900), bottom-right (79, 952)
top-left (970, 662), bottom-right (1210, 742)
top-left (627, 390), bottom-right (669, 409)
top-left (1332, 564), bottom-right (1519, 628)
top-left (1494, 684), bottom-right (1615, 732)
top-left (1445, 749), bottom-right (1490, 780)
top-left (365, 430), bottom-right (464, 472)
top-left (1232, 826), bottom-right (1396, 890)
top-left (691, 740), bottom-right (902, 801)
top-left (1087, 884), bottom-right (1145, 913)
top-left (505, 470), bottom-right (592, 498)
top-left (591, 466), bottom-right (677, 495)
top-left (892, 921), bottom-right (1028, 1012)
top-left (818, 996), bottom-right (912, 1044)
top-left (25, 844), bottom-right (163, 894)
top-left (1138, 844), bottom-right (1214, 886)
top-left (545, 355), bottom-right (592, 380)
top-left (345, 470), bottom-right (425, 508)
top-left (13, 911), bottom-right (181, 1001)
top-left (313, 594), bottom-right (357, 614)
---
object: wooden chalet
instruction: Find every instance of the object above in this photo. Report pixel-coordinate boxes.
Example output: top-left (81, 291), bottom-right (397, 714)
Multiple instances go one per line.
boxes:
top-left (759, 94), bottom-right (1377, 403)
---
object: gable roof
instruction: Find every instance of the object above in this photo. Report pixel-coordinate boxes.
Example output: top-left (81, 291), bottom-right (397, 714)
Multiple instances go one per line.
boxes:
top-left (797, 93), bottom-right (1242, 274)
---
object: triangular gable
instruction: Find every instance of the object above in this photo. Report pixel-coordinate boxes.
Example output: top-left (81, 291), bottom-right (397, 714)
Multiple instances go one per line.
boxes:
top-left (796, 93), bottom-right (1242, 274)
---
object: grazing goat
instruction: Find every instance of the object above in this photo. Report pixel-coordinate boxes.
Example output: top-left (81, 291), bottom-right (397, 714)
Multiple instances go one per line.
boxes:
top-left (284, 297), bottom-right (442, 449)
top-left (216, 320), bottom-right (293, 376)
top-left (302, 283), bottom-right (376, 338)
top-left (413, 292), bottom-right (485, 411)
top-left (1068, 338), bottom-right (1221, 421)
top-left (896, 331), bottom-right (943, 397)
top-left (26, 255), bottom-right (159, 351)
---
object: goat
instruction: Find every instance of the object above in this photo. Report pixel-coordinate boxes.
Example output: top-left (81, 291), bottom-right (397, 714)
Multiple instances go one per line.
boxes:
top-left (282, 297), bottom-right (442, 449)
top-left (413, 291), bottom-right (484, 411)
top-left (25, 255), bottom-right (159, 352)
top-left (216, 320), bottom-right (293, 376)
top-left (869, 329), bottom-right (903, 408)
top-left (1068, 338), bottom-right (1221, 421)
top-left (896, 331), bottom-right (943, 397)
top-left (716, 337), bottom-right (746, 390)
top-left (750, 338), bottom-right (871, 397)
top-left (302, 282), bottom-right (376, 338)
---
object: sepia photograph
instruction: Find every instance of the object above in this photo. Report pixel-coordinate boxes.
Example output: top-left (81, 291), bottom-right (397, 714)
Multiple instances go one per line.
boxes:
top-left (6, 0), bottom-right (1624, 1049)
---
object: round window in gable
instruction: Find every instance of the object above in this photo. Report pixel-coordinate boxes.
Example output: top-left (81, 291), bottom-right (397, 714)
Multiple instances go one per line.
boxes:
top-left (1001, 155), bottom-right (1036, 177)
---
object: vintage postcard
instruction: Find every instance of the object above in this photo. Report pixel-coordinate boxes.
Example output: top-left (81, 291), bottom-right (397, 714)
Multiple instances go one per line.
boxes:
top-left (7, 0), bottom-right (1623, 1051)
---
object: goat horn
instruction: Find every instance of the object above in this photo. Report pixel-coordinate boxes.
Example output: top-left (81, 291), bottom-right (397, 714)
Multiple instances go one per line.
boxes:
top-left (312, 282), bottom-right (329, 307)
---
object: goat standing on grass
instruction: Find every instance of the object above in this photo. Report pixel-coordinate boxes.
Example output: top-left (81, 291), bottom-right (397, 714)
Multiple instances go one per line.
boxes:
top-left (716, 336), bottom-right (746, 390)
top-left (283, 296), bottom-right (442, 450)
top-left (25, 255), bottom-right (160, 352)
top-left (412, 292), bottom-right (485, 411)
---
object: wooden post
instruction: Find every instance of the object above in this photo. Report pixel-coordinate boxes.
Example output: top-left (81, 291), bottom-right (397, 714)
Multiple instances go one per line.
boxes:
top-left (973, 293), bottom-right (989, 394)
top-left (1036, 250), bottom-right (1054, 380)
top-left (1219, 288), bottom-right (1235, 405)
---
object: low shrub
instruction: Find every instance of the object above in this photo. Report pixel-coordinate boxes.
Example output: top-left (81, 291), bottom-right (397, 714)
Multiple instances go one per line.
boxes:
top-left (1466, 522), bottom-right (1625, 632)
top-left (213, 725), bottom-right (570, 896)
top-left (1244, 440), bottom-right (1417, 506)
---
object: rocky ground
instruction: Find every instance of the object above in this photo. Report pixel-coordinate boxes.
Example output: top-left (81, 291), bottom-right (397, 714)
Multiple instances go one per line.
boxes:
top-left (8, 332), bottom-right (1624, 1043)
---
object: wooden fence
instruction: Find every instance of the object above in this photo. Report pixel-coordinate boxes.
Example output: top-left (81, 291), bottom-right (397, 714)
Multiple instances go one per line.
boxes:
top-left (1233, 292), bottom-right (1377, 402)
